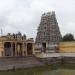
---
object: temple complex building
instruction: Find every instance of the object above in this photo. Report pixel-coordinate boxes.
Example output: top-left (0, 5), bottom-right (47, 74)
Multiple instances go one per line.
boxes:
top-left (0, 32), bottom-right (34, 57)
top-left (35, 11), bottom-right (62, 54)
top-left (0, 11), bottom-right (74, 58)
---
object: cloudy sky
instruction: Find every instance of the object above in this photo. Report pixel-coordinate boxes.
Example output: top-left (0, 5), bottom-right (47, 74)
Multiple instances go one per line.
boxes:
top-left (0, 0), bottom-right (75, 38)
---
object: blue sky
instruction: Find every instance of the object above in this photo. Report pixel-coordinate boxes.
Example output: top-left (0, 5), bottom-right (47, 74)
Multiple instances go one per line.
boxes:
top-left (0, 0), bottom-right (75, 38)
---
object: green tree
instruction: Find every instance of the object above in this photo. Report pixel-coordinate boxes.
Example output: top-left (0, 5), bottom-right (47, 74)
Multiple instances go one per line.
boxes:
top-left (62, 33), bottom-right (74, 41)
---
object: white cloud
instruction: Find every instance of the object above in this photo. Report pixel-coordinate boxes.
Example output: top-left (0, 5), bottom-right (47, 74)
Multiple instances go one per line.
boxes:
top-left (0, 0), bottom-right (75, 38)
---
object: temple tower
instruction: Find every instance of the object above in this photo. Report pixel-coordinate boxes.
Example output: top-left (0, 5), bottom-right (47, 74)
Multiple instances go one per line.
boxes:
top-left (35, 11), bottom-right (62, 53)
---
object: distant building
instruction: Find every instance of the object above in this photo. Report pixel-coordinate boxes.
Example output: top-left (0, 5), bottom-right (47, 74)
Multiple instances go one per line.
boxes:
top-left (0, 32), bottom-right (34, 57)
top-left (35, 11), bottom-right (62, 54)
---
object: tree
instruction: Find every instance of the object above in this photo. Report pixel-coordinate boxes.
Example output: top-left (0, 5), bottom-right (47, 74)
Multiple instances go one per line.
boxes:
top-left (62, 33), bottom-right (74, 41)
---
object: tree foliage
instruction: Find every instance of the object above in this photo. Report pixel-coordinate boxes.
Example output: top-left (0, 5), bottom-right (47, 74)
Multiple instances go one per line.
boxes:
top-left (62, 33), bottom-right (74, 41)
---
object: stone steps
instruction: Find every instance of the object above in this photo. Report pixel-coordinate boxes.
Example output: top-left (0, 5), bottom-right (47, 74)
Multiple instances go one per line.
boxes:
top-left (0, 56), bottom-right (44, 71)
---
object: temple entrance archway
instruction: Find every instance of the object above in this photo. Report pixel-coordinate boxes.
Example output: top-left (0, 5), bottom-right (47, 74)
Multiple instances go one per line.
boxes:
top-left (42, 43), bottom-right (46, 52)
top-left (4, 42), bottom-right (11, 56)
top-left (27, 43), bottom-right (33, 55)
top-left (13, 43), bottom-right (15, 56)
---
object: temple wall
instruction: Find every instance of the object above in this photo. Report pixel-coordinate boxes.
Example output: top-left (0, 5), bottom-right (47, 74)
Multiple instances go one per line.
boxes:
top-left (59, 41), bottom-right (75, 53)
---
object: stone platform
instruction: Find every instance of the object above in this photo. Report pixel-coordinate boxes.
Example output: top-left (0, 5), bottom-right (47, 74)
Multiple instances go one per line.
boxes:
top-left (35, 53), bottom-right (75, 65)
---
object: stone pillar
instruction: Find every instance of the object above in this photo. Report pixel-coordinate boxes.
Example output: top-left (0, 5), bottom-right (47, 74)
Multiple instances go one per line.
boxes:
top-left (20, 43), bottom-right (23, 56)
top-left (15, 42), bottom-right (17, 56)
top-left (25, 43), bottom-right (27, 56)
top-left (11, 42), bottom-right (13, 56)
top-left (22, 42), bottom-right (25, 56)
top-left (26, 43), bottom-right (27, 56)
top-left (24, 43), bottom-right (27, 56)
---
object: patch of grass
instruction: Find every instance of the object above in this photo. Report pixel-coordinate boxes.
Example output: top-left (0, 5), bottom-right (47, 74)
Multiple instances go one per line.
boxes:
top-left (61, 64), bottom-right (75, 69)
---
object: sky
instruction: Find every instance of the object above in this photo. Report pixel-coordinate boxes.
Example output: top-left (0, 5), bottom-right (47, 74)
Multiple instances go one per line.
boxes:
top-left (0, 0), bottom-right (75, 38)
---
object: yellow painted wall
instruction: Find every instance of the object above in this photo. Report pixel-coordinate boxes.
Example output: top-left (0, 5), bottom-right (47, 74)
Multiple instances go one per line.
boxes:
top-left (0, 42), bottom-right (4, 56)
top-left (59, 41), bottom-right (75, 53)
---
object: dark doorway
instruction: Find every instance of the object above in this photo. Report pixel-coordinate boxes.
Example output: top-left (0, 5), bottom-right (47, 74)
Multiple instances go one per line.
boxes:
top-left (27, 43), bottom-right (33, 55)
top-left (4, 42), bottom-right (11, 56)
top-left (42, 43), bottom-right (46, 52)
top-left (13, 43), bottom-right (15, 56)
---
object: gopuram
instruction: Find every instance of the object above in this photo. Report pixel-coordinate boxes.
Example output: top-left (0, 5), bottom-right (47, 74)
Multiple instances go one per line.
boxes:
top-left (35, 11), bottom-right (62, 53)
